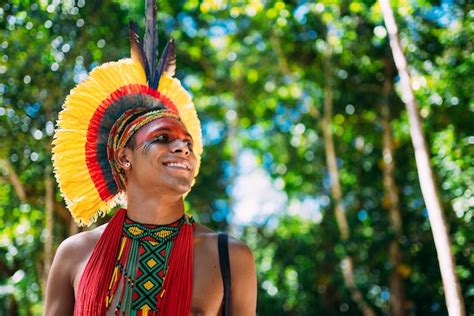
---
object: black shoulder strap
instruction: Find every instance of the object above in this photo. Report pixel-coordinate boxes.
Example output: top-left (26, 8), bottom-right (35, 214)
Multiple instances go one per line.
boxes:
top-left (218, 233), bottom-right (231, 316)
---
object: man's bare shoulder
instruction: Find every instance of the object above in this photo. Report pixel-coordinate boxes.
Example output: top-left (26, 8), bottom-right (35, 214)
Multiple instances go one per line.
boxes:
top-left (60, 224), bottom-right (106, 250)
top-left (193, 222), bottom-right (257, 313)
top-left (193, 222), bottom-right (254, 263)
top-left (54, 224), bottom-right (107, 267)
top-left (193, 222), bottom-right (219, 256)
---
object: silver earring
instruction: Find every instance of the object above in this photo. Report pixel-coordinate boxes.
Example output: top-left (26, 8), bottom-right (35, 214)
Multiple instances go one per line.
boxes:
top-left (124, 162), bottom-right (130, 168)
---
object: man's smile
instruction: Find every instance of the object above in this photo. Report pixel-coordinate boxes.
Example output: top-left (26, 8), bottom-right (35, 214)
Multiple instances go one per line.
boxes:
top-left (162, 160), bottom-right (191, 171)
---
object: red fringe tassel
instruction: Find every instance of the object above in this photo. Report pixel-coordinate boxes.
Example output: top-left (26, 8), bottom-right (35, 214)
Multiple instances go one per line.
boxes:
top-left (158, 221), bottom-right (194, 315)
top-left (74, 209), bottom-right (194, 315)
top-left (74, 208), bottom-right (126, 315)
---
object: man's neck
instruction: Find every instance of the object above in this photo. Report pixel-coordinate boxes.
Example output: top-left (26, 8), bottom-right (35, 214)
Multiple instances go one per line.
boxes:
top-left (125, 187), bottom-right (185, 225)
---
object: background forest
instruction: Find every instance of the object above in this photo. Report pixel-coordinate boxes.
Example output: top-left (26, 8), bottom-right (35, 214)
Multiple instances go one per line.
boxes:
top-left (0, 0), bottom-right (472, 315)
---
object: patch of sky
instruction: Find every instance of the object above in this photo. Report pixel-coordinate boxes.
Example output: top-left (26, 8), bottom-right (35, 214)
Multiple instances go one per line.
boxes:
top-left (225, 20), bottom-right (238, 34)
top-left (408, 197), bottom-right (425, 210)
top-left (183, 74), bottom-right (203, 91)
top-left (177, 13), bottom-right (197, 38)
top-left (283, 75), bottom-right (294, 84)
top-left (380, 288), bottom-right (390, 302)
top-left (256, 41), bottom-right (266, 51)
top-left (245, 124), bottom-right (264, 140)
top-left (51, 36), bottom-right (63, 49)
top-left (336, 157), bottom-right (344, 169)
top-left (274, 103), bottom-right (302, 133)
top-left (212, 199), bottom-right (229, 222)
top-left (21, 116), bottom-right (31, 126)
top-left (262, 280), bottom-right (278, 296)
top-left (244, 32), bottom-right (262, 45)
top-left (162, 15), bottom-right (175, 34)
top-left (294, 3), bottom-right (309, 24)
top-left (11, 270), bottom-right (25, 284)
top-left (209, 20), bottom-right (238, 36)
top-left (262, 152), bottom-right (273, 170)
top-left (201, 120), bottom-right (225, 146)
top-left (45, 121), bottom-right (55, 136)
top-left (224, 183), bottom-right (233, 196)
top-left (7, 15), bottom-right (16, 26)
top-left (25, 103), bottom-right (41, 118)
top-left (358, 209), bottom-right (368, 221)
top-left (221, 161), bottom-right (235, 179)
top-left (73, 61), bottom-right (87, 83)
top-left (0, 83), bottom-right (6, 95)
top-left (238, 17), bottom-right (251, 29)
top-left (275, 115), bottom-right (292, 133)
top-left (300, 95), bottom-right (314, 114)
top-left (297, 30), bottom-right (317, 41)
top-left (12, 116), bottom-right (20, 125)
top-left (73, 58), bottom-right (83, 70)
top-left (231, 150), bottom-right (287, 226)
top-left (403, 15), bottom-right (422, 43)
top-left (209, 25), bottom-right (226, 37)
top-left (32, 129), bottom-right (43, 140)
top-left (237, 149), bottom-right (257, 173)
top-left (288, 197), bottom-right (324, 223)
top-left (89, 61), bottom-right (99, 72)
top-left (74, 71), bottom-right (88, 84)
top-left (322, 172), bottom-right (331, 191)
top-left (421, 0), bottom-right (461, 28)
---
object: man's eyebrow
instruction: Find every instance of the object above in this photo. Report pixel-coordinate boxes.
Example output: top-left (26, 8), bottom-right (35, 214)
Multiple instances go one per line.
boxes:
top-left (150, 127), bottom-right (193, 139)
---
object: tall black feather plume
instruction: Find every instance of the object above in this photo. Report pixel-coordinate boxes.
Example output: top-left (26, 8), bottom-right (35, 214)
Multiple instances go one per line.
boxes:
top-left (128, 21), bottom-right (147, 78)
top-left (156, 39), bottom-right (176, 80)
top-left (144, 0), bottom-right (158, 88)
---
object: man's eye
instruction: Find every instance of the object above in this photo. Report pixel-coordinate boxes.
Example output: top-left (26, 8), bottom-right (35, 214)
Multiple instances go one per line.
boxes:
top-left (186, 141), bottom-right (194, 151)
top-left (153, 134), bottom-right (170, 143)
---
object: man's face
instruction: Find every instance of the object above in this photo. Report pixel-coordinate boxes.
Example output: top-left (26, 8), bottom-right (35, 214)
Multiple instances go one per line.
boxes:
top-left (124, 117), bottom-right (197, 195)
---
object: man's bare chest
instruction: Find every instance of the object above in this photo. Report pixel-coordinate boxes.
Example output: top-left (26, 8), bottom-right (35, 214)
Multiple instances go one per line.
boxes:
top-left (73, 236), bottom-right (224, 315)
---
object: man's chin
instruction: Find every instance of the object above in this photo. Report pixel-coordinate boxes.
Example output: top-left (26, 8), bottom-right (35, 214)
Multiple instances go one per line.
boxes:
top-left (165, 179), bottom-right (192, 195)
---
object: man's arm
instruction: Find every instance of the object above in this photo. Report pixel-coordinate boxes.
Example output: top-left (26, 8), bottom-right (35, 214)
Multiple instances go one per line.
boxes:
top-left (228, 238), bottom-right (257, 315)
top-left (44, 238), bottom-right (76, 315)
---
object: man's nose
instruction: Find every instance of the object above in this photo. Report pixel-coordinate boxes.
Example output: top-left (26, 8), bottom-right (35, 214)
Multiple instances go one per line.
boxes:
top-left (170, 139), bottom-right (190, 155)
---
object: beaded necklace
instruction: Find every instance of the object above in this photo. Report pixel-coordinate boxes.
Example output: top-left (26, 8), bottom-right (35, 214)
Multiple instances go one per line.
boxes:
top-left (105, 214), bottom-right (192, 315)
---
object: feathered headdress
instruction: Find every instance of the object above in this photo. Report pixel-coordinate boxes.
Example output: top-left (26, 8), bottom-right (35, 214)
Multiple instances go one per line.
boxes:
top-left (52, 0), bottom-right (202, 226)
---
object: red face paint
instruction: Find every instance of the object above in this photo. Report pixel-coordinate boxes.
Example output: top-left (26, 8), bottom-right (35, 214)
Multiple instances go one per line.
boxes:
top-left (133, 117), bottom-right (194, 152)
top-left (125, 117), bottom-right (197, 193)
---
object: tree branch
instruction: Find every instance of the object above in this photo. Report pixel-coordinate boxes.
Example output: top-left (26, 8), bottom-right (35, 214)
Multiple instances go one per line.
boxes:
top-left (0, 159), bottom-right (27, 203)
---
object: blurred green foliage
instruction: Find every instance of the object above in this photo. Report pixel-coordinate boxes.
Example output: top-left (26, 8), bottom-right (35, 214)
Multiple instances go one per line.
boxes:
top-left (0, 0), bottom-right (472, 315)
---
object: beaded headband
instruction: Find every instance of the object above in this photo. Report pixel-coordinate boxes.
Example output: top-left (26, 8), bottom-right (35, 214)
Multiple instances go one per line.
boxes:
top-left (107, 108), bottom-right (181, 191)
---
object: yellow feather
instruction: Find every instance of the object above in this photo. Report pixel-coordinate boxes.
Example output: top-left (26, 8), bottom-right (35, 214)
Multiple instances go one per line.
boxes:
top-left (53, 58), bottom-right (202, 226)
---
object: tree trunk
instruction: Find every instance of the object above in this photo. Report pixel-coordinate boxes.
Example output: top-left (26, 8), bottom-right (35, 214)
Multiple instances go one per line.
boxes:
top-left (227, 79), bottom-right (243, 235)
top-left (381, 56), bottom-right (406, 316)
top-left (7, 294), bottom-right (19, 316)
top-left (42, 171), bottom-right (54, 299)
top-left (227, 108), bottom-right (238, 235)
top-left (0, 159), bottom-right (26, 203)
top-left (321, 31), bottom-right (375, 316)
top-left (379, 1), bottom-right (465, 315)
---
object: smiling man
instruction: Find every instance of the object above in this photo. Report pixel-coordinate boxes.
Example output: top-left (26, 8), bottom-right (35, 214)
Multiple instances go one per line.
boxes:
top-left (44, 2), bottom-right (256, 315)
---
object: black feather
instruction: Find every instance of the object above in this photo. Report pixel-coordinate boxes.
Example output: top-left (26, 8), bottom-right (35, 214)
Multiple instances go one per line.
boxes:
top-left (156, 39), bottom-right (176, 81)
top-left (128, 21), bottom-right (147, 77)
top-left (162, 39), bottom-right (176, 77)
top-left (144, 0), bottom-right (158, 88)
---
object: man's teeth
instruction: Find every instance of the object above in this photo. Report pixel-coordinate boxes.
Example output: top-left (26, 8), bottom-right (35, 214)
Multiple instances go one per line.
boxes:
top-left (165, 162), bottom-right (189, 170)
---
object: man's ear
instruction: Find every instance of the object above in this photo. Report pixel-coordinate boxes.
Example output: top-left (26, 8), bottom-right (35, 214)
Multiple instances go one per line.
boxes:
top-left (115, 147), bottom-right (132, 170)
